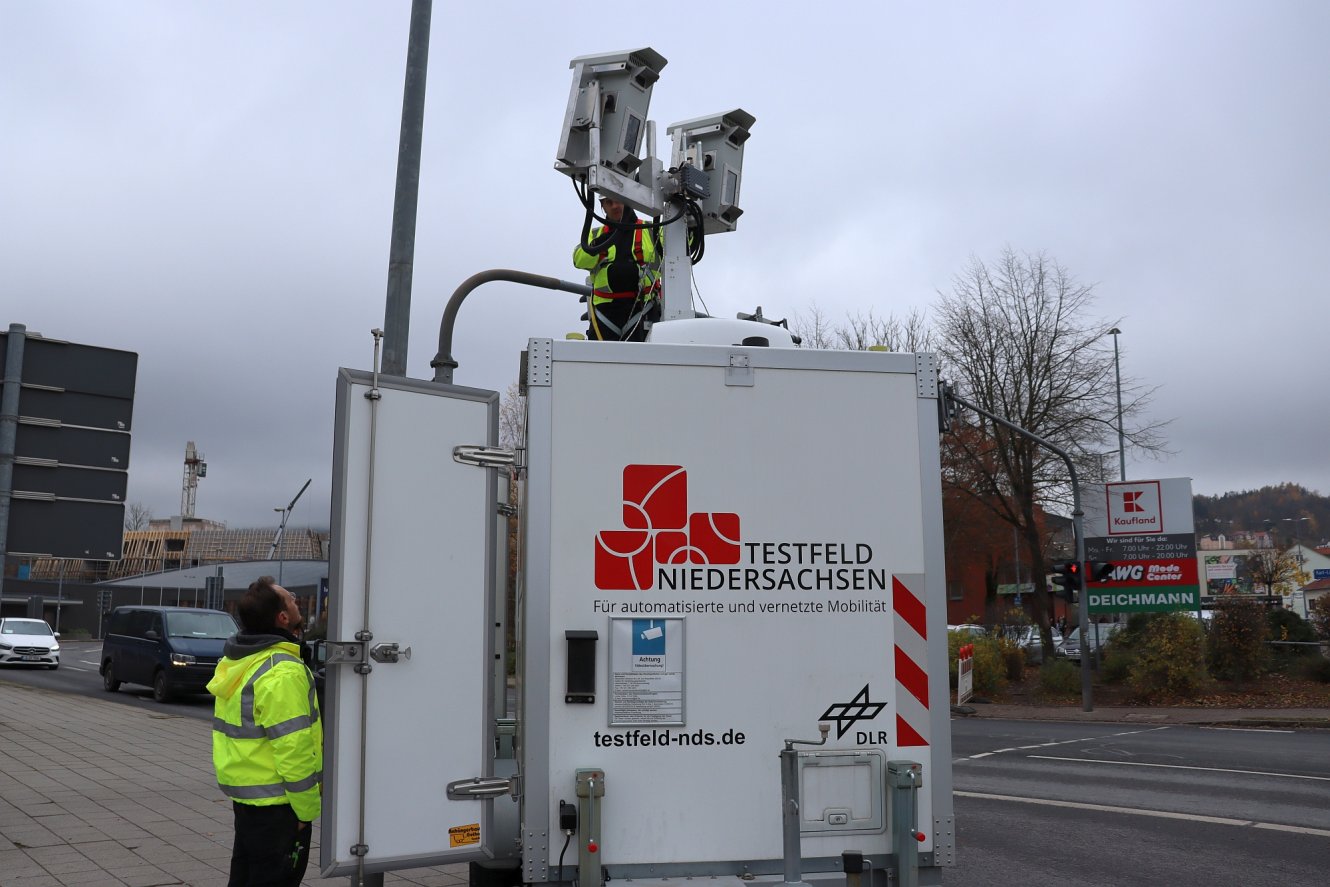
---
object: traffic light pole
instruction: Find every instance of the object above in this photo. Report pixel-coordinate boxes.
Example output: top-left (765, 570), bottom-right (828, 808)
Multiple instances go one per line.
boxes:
top-left (942, 386), bottom-right (1095, 711)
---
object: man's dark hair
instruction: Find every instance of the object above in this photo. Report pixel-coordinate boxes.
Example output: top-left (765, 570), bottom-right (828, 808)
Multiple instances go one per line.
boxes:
top-left (237, 576), bottom-right (284, 633)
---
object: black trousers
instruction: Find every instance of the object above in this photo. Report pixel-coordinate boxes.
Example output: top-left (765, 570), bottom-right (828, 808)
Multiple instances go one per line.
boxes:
top-left (228, 802), bottom-right (311, 887)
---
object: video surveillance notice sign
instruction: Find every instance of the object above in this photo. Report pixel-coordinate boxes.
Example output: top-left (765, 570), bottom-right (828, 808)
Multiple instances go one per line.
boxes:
top-left (1082, 478), bottom-right (1199, 615)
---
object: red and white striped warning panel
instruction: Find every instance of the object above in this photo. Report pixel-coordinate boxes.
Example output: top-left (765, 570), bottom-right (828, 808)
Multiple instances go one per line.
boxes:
top-left (892, 573), bottom-right (929, 746)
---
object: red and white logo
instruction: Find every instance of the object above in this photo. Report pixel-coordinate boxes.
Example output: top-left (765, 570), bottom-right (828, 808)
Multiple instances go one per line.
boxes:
top-left (594, 465), bottom-right (741, 590)
top-left (1106, 481), bottom-right (1163, 535)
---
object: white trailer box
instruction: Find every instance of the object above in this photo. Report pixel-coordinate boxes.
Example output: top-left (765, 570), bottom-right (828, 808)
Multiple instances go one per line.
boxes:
top-left (323, 337), bottom-right (955, 886)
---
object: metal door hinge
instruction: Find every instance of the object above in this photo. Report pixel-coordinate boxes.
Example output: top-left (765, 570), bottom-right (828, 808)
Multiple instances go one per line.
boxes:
top-left (447, 775), bottom-right (519, 800)
top-left (454, 445), bottom-right (516, 468)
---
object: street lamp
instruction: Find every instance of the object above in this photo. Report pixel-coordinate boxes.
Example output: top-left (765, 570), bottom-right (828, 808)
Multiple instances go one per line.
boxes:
top-left (1108, 327), bottom-right (1125, 481)
top-left (268, 479), bottom-right (312, 587)
top-left (1282, 517), bottom-right (1310, 563)
top-left (273, 507), bottom-right (287, 585)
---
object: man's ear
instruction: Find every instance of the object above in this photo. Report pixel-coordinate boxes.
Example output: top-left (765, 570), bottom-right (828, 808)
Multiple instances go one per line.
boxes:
top-left (275, 609), bottom-right (290, 629)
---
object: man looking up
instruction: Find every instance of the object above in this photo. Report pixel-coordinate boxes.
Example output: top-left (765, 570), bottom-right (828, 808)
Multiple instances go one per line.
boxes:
top-left (209, 577), bottom-right (321, 886)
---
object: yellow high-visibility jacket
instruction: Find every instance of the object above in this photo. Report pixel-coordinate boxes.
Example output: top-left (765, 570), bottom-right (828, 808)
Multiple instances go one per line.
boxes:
top-left (573, 220), bottom-right (660, 305)
top-left (208, 634), bottom-right (322, 822)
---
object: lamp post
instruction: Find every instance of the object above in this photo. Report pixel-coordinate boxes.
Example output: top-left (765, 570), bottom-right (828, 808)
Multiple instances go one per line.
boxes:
top-left (268, 478), bottom-right (312, 587)
top-left (274, 507), bottom-right (288, 586)
top-left (1108, 327), bottom-right (1125, 481)
top-left (1282, 517), bottom-right (1310, 563)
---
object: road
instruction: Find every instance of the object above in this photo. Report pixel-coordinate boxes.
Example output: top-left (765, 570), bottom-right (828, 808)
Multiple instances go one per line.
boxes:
top-left (948, 717), bottom-right (1330, 885)
top-left (6, 647), bottom-right (1327, 884)
top-left (0, 639), bottom-right (214, 720)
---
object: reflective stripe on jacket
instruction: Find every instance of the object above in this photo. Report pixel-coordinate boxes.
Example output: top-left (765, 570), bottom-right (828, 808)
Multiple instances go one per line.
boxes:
top-left (208, 639), bottom-right (322, 821)
top-left (572, 223), bottom-right (660, 305)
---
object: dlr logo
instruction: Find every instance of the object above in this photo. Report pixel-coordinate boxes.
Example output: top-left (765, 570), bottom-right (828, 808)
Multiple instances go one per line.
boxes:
top-left (856, 731), bottom-right (891, 744)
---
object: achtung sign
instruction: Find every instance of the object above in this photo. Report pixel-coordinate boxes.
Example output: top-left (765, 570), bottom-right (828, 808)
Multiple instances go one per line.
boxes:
top-left (1083, 479), bottom-right (1199, 614)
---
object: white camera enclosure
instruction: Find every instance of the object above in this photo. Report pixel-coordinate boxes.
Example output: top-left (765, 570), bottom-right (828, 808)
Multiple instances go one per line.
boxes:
top-left (555, 48), bottom-right (667, 181)
top-left (668, 108), bottom-right (755, 234)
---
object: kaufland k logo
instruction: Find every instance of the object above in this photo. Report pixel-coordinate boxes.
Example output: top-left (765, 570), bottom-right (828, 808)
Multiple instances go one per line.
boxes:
top-left (1107, 481), bottom-right (1163, 535)
top-left (595, 465), bottom-right (741, 590)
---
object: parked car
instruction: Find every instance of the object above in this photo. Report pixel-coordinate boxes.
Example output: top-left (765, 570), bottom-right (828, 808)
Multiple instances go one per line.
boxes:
top-left (0, 618), bottom-right (60, 669)
top-left (1015, 626), bottom-right (1063, 665)
top-left (100, 606), bottom-right (237, 702)
top-left (1057, 622), bottom-right (1124, 664)
top-left (947, 624), bottom-right (986, 638)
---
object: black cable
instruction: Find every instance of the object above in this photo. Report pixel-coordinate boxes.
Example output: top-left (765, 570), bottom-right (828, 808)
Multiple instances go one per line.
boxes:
top-left (685, 200), bottom-right (706, 265)
top-left (557, 832), bottom-right (571, 885)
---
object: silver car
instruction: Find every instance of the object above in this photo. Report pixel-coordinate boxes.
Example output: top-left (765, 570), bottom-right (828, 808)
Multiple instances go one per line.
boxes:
top-left (1016, 626), bottom-right (1063, 664)
top-left (1058, 623), bottom-right (1124, 663)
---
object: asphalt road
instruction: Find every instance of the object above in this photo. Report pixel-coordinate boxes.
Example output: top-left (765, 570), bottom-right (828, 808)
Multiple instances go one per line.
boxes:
top-left (7, 645), bottom-right (1327, 885)
top-left (0, 639), bottom-right (214, 720)
top-left (949, 718), bottom-right (1330, 885)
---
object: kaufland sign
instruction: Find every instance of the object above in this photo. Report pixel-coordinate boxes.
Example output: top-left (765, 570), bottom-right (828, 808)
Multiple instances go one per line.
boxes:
top-left (1083, 478), bottom-right (1199, 614)
top-left (1107, 481), bottom-right (1164, 534)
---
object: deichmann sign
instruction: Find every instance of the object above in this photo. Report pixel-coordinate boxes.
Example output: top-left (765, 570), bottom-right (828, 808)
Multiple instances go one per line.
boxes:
top-left (1083, 478), bottom-right (1199, 615)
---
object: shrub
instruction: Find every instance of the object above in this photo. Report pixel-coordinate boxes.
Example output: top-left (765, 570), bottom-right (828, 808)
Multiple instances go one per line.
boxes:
top-left (1300, 654), bottom-right (1330, 684)
top-left (1308, 595), bottom-right (1330, 641)
top-left (1266, 609), bottom-right (1318, 671)
top-left (1207, 596), bottom-right (1271, 682)
top-left (947, 630), bottom-right (1008, 699)
top-left (1121, 613), bottom-right (1208, 702)
top-left (1037, 659), bottom-right (1080, 700)
top-left (62, 627), bottom-right (92, 641)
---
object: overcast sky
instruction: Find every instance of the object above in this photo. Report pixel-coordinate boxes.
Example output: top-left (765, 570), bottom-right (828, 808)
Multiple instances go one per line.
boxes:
top-left (4, 0), bottom-right (1327, 531)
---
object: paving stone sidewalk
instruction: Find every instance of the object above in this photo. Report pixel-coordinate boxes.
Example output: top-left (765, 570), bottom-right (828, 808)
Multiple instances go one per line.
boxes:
top-left (0, 680), bottom-right (465, 887)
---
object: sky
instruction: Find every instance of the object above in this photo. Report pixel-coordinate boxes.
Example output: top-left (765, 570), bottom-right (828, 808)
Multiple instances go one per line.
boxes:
top-left (4, 0), bottom-right (1328, 532)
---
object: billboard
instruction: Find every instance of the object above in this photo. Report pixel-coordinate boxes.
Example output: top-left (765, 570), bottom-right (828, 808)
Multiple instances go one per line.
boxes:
top-left (1083, 478), bottom-right (1199, 614)
top-left (0, 330), bottom-right (137, 559)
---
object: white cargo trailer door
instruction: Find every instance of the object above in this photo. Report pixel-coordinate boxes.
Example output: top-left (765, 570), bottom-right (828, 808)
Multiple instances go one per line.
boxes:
top-left (322, 370), bottom-right (498, 877)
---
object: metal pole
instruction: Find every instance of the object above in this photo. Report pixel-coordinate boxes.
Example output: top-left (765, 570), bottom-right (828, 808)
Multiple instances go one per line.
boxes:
top-left (380, 0), bottom-right (433, 379)
top-left (1110, 327), bottom-right (1125, 481)
top-left (945, 387), bottom-right (1095, 711)
top-left (0, 323), bottom-right (28, 602)
top-left (56, 559), bottom-right (65, 633)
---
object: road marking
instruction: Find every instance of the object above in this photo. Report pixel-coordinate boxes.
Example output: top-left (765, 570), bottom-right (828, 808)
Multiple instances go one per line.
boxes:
top-left (1027, 755), bottom-right (1330, 782)
top-left (1200, 726), bottom-right (1295, 734)
top-left (62, 665), bottom-right (89, 672)
top-left (955, 791), bottom-right (1330, 838)
top-left (955, 726), bottom-right (1169, 763)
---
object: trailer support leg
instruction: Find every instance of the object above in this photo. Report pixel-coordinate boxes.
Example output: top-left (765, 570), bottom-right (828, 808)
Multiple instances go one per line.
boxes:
top-left (887, 761), bottom-right (923, 887)
top-left (575, 769), bottom-right (605, 887)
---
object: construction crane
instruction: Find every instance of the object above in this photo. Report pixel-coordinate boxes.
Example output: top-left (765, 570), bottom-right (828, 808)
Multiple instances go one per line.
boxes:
top-left (180, 441), bottom-right (206, 519)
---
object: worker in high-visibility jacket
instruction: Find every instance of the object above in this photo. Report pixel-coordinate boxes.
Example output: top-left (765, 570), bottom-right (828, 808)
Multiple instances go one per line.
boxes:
top-left (573, 195), bottom-right (661, 341)
top-left (208, 576), bottom-right (321, 887)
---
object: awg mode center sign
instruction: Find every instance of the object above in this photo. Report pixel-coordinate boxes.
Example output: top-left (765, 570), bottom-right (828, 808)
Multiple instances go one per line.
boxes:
top-left (1082, 478), bottom-right (1199, 615)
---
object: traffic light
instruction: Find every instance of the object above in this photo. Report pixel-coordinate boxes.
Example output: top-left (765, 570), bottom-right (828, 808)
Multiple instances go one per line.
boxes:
top-left (1050, 561), bottom-right (1082, 600)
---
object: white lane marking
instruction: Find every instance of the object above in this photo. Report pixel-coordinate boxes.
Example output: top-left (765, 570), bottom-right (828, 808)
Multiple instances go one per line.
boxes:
top-left (954, 726), bottom-right (1169, 763)
top-left (1200, 726), bottom-right (1296, 734)
top-left (62, 665), bottom-right (89, 672)
top-left (1027, 755), bottom-right (1330, 782)
top-left (955, 791), bottom-right (1330, 838)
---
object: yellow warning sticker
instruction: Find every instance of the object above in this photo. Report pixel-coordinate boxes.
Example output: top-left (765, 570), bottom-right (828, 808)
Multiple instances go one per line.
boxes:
top-left (449, 823), bottom-right (481, 847)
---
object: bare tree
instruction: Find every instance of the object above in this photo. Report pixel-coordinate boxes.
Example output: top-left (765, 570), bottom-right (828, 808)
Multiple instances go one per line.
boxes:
top-left (789, 304), bottom-right (838, 350)
top-left (124, 501), bottom-right (153, 530)
top-left (792, 305), bottom-right (932, 353)
top-left (936, 248), bottom-right (1170, 656)
top-left (499, 381), bottom-right (526, 450)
